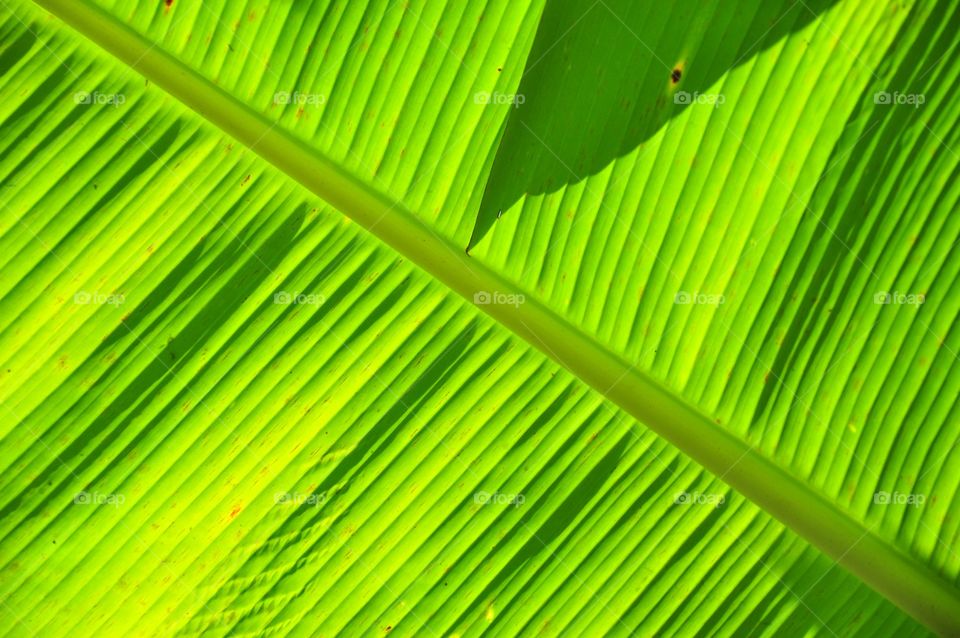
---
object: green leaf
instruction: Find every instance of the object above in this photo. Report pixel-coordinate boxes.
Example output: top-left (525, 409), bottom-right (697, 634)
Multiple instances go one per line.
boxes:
top-left (1, 0), bottom-right (958, 635)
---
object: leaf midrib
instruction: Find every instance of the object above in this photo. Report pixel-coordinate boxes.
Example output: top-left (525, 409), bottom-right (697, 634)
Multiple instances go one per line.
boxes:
top-left (28, 0), bottom-right (960, 633)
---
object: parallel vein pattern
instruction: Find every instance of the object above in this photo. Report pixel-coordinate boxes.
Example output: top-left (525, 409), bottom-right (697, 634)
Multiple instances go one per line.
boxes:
top-left (0, 0), bottom-right (955, 635)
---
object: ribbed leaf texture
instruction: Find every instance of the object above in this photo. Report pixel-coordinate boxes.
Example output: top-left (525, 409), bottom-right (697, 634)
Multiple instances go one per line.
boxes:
top-left (1, 0), bottom-right (958, 636)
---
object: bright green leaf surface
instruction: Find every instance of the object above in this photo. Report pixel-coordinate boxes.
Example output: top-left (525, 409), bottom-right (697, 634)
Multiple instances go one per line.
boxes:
top-left (1, 0), bottom-right (958, 636)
